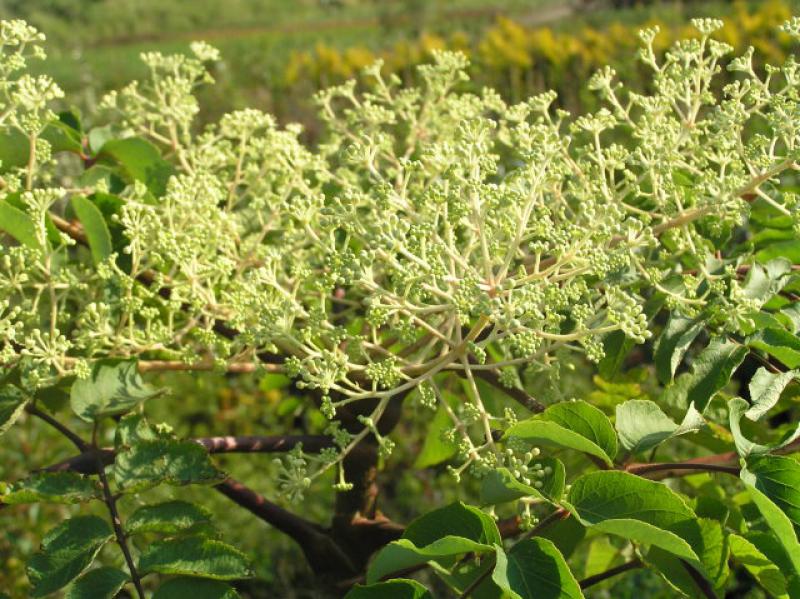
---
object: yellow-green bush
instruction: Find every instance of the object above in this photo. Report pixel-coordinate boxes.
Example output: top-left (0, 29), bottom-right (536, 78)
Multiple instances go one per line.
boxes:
top-left (283, 0), bottom-right (796, 110)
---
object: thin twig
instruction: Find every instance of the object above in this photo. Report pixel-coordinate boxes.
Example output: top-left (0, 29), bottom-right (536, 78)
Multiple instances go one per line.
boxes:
top-left (92, 425), bottom-right (145, 599)
top-left (579, 559), bottom-right (643, 589)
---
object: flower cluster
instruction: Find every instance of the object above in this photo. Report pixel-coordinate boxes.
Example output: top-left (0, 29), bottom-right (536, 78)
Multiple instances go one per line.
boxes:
top-left (1, 17), bottom-right (798, 493)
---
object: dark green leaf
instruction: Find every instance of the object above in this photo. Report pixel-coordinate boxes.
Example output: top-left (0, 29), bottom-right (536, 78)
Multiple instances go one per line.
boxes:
top-left (0, 385), bottom-right (27, 436)
top-left (126, 500), bottom-right (213, 536)
top-left (70, 359), bottom-right (161, 422)
top-left (1, 472), bottom-right (100, 505)
top-left (598, 330), bottom-right (633, 379)
top-left (654, 315), bottom-right (703, 384)
top-left (27, 516), bottom-right (113, 597)
top-left (138, 536), bottom-right (253, 580)
top-left (64, 567), bottom-right (128, 599)
top-left (680, 338), bottom-right (748, 413)
top-left (492, 538), bottom-right (583, 599)
top-left (402, 502), bottom-right (502, 548)
top-left (346, 579), bottom-right (432, 599)
top-left (70, 196), bottom-right (112, 265)
top-left (114, 438), bottom-right (223, 492)
top-left (743, 455), bottom-right (800, 528)
top-left (153, 577), bottom-right (240, 599)
top-left (739, 471), bottom-right (800, 577)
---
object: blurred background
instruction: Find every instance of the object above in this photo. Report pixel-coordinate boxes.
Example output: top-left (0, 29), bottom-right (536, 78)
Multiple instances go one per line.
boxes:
top-left (0, 1), bottom-right (796, 597)
top-left (0, 0), bottom-right (797, 140)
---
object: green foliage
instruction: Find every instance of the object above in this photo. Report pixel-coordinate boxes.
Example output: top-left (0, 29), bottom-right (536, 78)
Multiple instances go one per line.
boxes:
top-left (64, 567), bottom-right (129, 599)
top-left (26, 516), bottom-right (113, 597)
top-left (2, 10), bottom-right (800, 598)
top-left (152, 578), bottom-right (241, 599)
top-left (492, 538), bottom-right (582, 599)
top-left (0, 471), bottom-right (100, 505)
top-left (506, 401), bottom-right (617, 466)
top-left (70, 360), bottom-right (161, 422)
top-left (138, 537), bottom-right (254, 580)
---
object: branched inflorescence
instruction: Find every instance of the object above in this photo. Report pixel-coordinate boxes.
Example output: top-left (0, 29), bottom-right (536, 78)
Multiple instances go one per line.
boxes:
top-left (2, 18), bottom-right (799, 500)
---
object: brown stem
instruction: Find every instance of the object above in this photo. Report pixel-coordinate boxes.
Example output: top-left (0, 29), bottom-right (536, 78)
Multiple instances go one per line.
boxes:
top-left (93, 425), bottom-right (145, 599)
top-left (626, 462), bottom-right (741, 477)
top-left (215, 477), bottom-right (357, 577)
top-left (579, 558), bottom-right (643, 589)
top-left (472, 368), bottom-right (546, 413)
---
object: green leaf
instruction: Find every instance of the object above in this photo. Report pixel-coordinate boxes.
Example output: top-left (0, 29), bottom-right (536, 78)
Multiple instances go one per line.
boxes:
top-left (566, 471), bottom-right (702, 567)
top-left (615, 399), bottom-right (689, 454)
top-left (0, 385), bottom-right (27, 436)
top-left (728, 398), bottom-right (800, 457)
top-left (153, 577), bottom-right (240, 599)
top-left (64, 567), bottom-right (128, 599)
top-left (743, 455), bottom-right (800, 528)
top-left (345, 579), bottom-right (433, 599)
top-left (757, 241), bottom-right (800, 265)
top-left (479, 459), bottom-right (564, 506)
top-left (402, 501), bottom-right (502, 548)
top-left (27, 516), bottom-right (113, 597)
top-left (679, 338), bottom-right (748, 413)
top-left (654, 315), bottom-right (703, 384)
top-left (739, 471), bottom-right (800, 577)
top-left (97, 137), bottom-right (173, 197)
top-left (1, 472), bottom-right (100, 505)
top-left (138, 536), bottom-right (253, 580)
top-left (70, 359), bottom-right (161, 422)
top-left (367, 536), bottom-right (494, 584)
top-left (114, 438), bottom-right (223, 492)
top-left (748, 328), bottom-right (800, 369)
top-left (87, 125), bottom-right (114, 155)
top-left (598, 330), bottom-right (634, 379)
top-left (41, 120), bottom-right (83, 155)
top-left (0, 128), bottom-right (31, 172)
top-left (536, 516), bottom-right (586, 561)
top-left (746, 368), bottom-right (799, 421)
top-left (491, 538), bottom-right (583, 599)
top-left (0, 198), bottom-right (39, 249)
top-left (779, 303), bottom-right (800, 333)
top-left (505, 400), bottom-right (617, 466)
top-left (742, 259), bottom-right (793, 302)
top-left (729, 534), bottom-right (789, 599)
top-left (70, 196), bottom-right (112, 265)
top-left (413, 391), bottom-right (458, 468)
top-left (646, 518), bottom-right (729, 597)
top-left (126, 500), bottom-right (213, 536)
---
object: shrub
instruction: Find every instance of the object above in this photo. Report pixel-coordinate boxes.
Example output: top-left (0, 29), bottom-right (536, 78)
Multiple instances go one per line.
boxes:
top-left (1, 13), bottom-right (800, 598)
